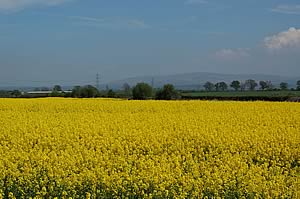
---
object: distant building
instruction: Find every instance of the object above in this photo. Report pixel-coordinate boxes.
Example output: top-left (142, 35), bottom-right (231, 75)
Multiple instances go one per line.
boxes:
top-left (24, 90), bottom-right (72, 97)
top-left (27, 91), bottom-right (53, 94)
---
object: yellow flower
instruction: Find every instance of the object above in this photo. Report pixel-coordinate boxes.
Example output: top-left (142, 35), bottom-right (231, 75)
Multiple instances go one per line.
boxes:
top-left (0, 99), bottom-right (298, 198)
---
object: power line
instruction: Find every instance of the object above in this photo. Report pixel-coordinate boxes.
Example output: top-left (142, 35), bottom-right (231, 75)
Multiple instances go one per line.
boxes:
top-left (96, 73), bottom-right (100, 90)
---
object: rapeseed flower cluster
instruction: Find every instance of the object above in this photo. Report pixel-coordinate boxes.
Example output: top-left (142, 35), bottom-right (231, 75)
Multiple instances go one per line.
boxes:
top-left (0, 98), bottom-right (299, 198)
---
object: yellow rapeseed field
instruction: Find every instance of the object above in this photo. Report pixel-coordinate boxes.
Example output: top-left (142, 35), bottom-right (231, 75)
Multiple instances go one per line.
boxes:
top-left (0, 98), bottom-right (299, 198)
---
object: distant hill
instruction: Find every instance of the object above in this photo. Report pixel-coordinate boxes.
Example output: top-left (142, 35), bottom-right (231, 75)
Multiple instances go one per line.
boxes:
top-left (1, 72), bottom-right (299, 91)
top-left (108, 72), bottom-right (300, 90)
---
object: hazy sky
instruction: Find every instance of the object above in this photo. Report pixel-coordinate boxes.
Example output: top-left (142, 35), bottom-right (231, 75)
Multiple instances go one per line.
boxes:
top-left (0, 0), bottom-right (300, 86)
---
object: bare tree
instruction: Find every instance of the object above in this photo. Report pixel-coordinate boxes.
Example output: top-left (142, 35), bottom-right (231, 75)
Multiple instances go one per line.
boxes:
top-left (245, 79), bottom-right (258, 91)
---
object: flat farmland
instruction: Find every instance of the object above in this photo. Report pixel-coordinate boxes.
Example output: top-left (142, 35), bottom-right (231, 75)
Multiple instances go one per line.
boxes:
top-left (182, 90), bottom-right (300, 97)
top-left (0, 99), bottom-right (299, 198)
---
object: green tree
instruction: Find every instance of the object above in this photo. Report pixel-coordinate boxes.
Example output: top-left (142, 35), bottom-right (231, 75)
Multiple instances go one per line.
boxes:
top-left (72, 86), bottom-right (81, 97)
top-left (245, 79), bottom-right (258, 91)
top-left (297, 80), bottom-right (300, 90)
top-left (156, 84), bottom-right (180, 100)
top-left (81, 85), bottom-right (99, 98)
top-left (203, 81), bottom-right (215, 91)
top-left (71, 85), bottom-right (99, 98)
top-left (132, 83), bottom-right (153, 100)
top-left (11, 90), bottom-right (22, 97)
top-left (280, 82), bottom-right (288, 90)
top-left (53, 85), bottom-right (62, 92)
top-left (215, 82), bottom-right (228, 92)
top-left (107, 89), bottom-right (116, 98)
top-left (230, 80), bottom-right (241, 91)
top-left (259, 81), bottom-right (267, 90)
top-left (51, 85), bottom-right (63, 97)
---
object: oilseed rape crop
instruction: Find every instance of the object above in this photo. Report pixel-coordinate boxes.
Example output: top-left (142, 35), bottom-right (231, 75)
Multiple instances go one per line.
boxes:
top-left (0, 99), bottom-right (299, 198)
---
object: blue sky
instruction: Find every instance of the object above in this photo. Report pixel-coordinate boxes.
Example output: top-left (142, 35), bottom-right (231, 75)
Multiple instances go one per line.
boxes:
top-left (0, 0), bottom-right (300, 86)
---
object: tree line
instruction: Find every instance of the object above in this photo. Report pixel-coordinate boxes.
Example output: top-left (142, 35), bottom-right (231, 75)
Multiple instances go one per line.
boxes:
top-left (65, 79), bottom-right (300, 100)
top-left (1, 79), bottom-right (300, 100)
top-left (49, 83), bottom-right (180, 100)
top-left (203, 79), bottom-right (300, 92)
top-left (66, 83), bottom-right (180, 100)
top-left (29, 83), bottom-right (179, 100)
